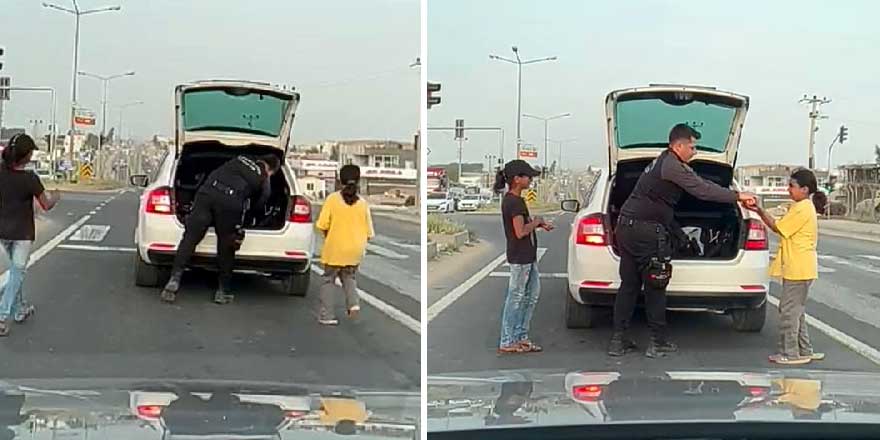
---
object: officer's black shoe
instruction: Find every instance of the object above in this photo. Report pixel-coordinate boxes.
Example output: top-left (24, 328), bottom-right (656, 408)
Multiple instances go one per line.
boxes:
top-left (213, 288), bottom-right (234, 305)
top-left (160, 274), bottom-right (182, 303)
top-left (645, 339), bottom-right (678, 358)
top-left (607, 333), bottom-right (638, 357)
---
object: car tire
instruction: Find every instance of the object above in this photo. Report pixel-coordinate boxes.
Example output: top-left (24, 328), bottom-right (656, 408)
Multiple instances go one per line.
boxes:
top-left (134, 251), bottom-right (170, 287)
top-left (731, 301), bottom-right (766, 332)
top-left (285, 271), bottom-right (311, 297)
top-left (565, 289), bottom-right (600, 328)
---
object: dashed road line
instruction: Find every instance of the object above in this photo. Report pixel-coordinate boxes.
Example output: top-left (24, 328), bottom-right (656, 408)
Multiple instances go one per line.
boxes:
top-left (57, 244), bottom-right (136, 253)
top-left (366, 243), bottom-right (408, 260)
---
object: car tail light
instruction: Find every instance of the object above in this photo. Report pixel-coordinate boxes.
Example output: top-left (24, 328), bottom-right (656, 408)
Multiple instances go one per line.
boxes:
top-left (284, 410), bottom-right (307, 419)
top-left (747, 386), bottom-right (769, 397)
top-left (136, 404), bottom-right (164, 420)
top-left (145, 187), bottom-right (174, 215)
top-left (744, 219), bottom-right (768, 251)
top-left (575, 214), bottom-right (608, 246)
top-left (289, 195), bottom-right (312, 223)
top-left (572, 384), bottom-right (604, 402)
top-left (581, 281), bottom-right (613, 288)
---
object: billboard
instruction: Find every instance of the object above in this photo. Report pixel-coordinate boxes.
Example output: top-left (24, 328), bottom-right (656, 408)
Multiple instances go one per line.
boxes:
top-left (74, 107), bottom-right (96, 127)
top-left (518, 144), bottom-right (538, 159)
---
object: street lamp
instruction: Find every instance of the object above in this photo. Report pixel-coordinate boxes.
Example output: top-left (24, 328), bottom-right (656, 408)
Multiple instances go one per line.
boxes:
top-left (78, 70), bottom-right (134, 178)
top-left (522, 112), bottom-right (571, 169)
top-left (117, 100), bottom-right (143, 142)
top-left (43, 0), bottom-right (121, 180)
top-left (489, 46), bottom-right (557, 157)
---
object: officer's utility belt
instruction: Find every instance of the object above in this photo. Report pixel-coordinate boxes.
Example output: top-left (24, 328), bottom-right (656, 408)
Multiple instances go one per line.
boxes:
top-left (209, 180), bottom-right (239, 198)
top-left (619, 216), bottom-right (673, 289)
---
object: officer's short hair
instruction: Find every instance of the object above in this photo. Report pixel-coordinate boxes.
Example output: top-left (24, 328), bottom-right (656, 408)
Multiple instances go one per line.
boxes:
top-left (259, 155), bottom-right (282, 173)
top-left (669, 123), bottom-right (701, 145)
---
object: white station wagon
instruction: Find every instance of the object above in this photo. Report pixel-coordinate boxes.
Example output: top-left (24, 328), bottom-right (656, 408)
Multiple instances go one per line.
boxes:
top-left (562, 84), bottom-right (770, 332)
top-left (130, 80), bottom-right (315, 296)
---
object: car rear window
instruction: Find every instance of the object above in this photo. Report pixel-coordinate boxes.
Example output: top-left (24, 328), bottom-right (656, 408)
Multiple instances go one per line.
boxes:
top-left (183, 88), bottom-right (291, 137)
top-left (615, 96), bottom-right (738, 153)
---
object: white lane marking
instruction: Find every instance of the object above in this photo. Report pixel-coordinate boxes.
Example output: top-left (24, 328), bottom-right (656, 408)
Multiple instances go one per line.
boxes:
top-left (766, 293), bottom-right (880, 366)
top-left (88, 210), bottom-right (96, 215)
top-left (69, 225), bottom-right (111, 242)
top-left (365, 243), bottom-right (408, 260)
top-left (95, 206), bottom-right (102, 211)
top-left (311, 265), bottom-right (420, 335)
top-left (819, 254), bottom-right (880, 276)
top-left (858, 255), bottom-right (880, 261)
top-left (488, 272), bottom-right (567, 279)
top-left (57, 244), bottom-right (136, 253)
top-left (819, 266), bottom-right (836, 273)
top-left (503, 248), bottom-right (547, 267)
top-left (428, 253), bottom-right (508, 322)
top-left (0, 214), bottom-right (94, 288)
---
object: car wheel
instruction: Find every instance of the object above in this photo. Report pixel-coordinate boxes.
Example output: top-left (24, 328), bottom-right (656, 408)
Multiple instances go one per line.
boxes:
top-left (565, 289), bottom-right (600, 328)
top-left (285, 271), bottom-right (311, 297)
top-left (134, 250), bottom-right (170, 287)
top-left (731, 301), bottom-right (766, 332)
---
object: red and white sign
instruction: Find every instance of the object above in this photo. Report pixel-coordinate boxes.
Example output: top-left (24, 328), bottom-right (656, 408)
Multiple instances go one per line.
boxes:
top-left (518, 144), bottom-right (538, 159)
top-left (290, 159), bottom-right (338, 171)
top-left (74, 108), bottom-right (96, 127)
top-left (427, 167), bottom-right (446, 178)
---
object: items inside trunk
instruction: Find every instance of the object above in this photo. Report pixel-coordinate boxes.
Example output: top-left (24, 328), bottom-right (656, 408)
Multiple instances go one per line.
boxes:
top-left (173, 142), bottom-right (291, 230)
top-left (609, 159), bottom-right (744, 260)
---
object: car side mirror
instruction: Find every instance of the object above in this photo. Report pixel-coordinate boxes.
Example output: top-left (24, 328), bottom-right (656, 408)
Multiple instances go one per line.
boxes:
top-left (130, 174), bottom-right (149, 188)
top-left (561, 199), bottom-right (580, 212)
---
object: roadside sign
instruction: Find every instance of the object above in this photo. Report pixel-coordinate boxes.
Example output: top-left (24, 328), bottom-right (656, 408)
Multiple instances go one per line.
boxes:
top-left (519, 144), bottom-right (538, 159)
top-left (79, 162), bottom-right (94, 180)
top-left (524, 188), bottom-right (538, 205)
top-left (74, 107), bottom-right (96, 127)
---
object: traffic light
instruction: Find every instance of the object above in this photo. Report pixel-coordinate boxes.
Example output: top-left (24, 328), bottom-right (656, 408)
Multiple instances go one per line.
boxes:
top-left (0, 76), bottom-right (9, 101)
top-left (427, 82), bottom-right (441, 109)
top-left (839, 125), bottom-right (848, 144)
top-left (0, 47), bottom-right (4, 71)
top-left (454, 118), bottom-right (464, 139)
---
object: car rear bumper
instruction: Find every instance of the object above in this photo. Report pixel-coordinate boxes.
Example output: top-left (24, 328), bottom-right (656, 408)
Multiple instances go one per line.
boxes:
top-left (576, 287), bottom-right (766, 310)
top-left (147, 249), bottom-right (310, 274)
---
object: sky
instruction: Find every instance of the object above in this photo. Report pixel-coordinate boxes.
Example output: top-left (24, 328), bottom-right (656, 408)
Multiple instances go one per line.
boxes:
top-left (427, 0), bottom-right (880, 170)
top-left (0, 0), bottom-right (418, 144)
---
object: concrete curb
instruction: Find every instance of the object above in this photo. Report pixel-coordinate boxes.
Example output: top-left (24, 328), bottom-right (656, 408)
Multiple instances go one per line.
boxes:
top-left (429, 231), bottom-right (468, 251)
top-left (427, 241), bottom-right (438, 260)
top-left (820, 228), bottom-right (880, 244)
top-left (371, 210), bottom-right (420, 225)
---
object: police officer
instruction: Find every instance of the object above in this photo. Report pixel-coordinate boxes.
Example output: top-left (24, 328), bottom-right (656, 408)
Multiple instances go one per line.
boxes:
top-left (160, 154), bottom-right (281, 304)
top-left (608, 123), bottom-right (757, 358)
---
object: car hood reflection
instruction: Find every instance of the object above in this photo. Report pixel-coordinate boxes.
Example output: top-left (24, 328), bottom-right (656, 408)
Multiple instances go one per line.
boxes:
top-left (0, 378), bottom-right (418, 439)
top-left (427, 368), bottom-right (880, 431)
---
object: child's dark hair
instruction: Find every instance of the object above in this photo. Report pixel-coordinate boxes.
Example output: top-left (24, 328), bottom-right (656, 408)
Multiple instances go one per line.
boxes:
top-left (493, 170), bottom-right (508, 193)
top-left (259, 155), bottom-right (281, 174)
top-left (339, 164), bottom-right (360, 206)
top-left (2, 134), bottom-right (37, 171)
top-left (791, 168), bottom-right (825, 212)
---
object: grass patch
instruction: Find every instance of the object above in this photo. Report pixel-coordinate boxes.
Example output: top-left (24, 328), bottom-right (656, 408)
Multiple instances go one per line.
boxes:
top-left (427, 214), bottom-right (466, 235)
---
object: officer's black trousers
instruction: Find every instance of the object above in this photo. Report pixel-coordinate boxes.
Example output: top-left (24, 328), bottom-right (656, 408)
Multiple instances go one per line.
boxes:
top-left (613, 220), bottom-right (670, 338)
top-left (171, 191), bottom-right (244, 291)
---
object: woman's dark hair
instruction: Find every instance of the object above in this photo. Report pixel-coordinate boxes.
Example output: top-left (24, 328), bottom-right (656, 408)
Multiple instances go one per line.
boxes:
top-left (339, 164), bottom-right (360, 206)
top-left (2, 134), bottom-right (37, 171)
top-left (493, 170), bottom-right (508, 193)
top-left (791, 169), bottom-right (825, 211)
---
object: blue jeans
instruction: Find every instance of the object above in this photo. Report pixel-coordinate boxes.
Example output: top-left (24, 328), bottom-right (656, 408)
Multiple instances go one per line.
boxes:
top-left (499, 262), bottom-right (541, 348)
top-left (0, 240), bottom-right (32, 322)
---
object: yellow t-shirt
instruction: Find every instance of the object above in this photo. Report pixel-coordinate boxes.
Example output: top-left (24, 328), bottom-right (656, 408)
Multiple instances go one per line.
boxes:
top-left (769, 198), bottom-right (818, 281)
top-left (316, 192), bottom-right (374, 267)
top-left (773, 378), bottom-right (821, 411)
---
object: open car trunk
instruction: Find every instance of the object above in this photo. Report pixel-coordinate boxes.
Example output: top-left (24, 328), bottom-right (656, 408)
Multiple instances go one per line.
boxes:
top-left (173, 141), bottom-right (291, 230)
top-left (608, 159), bottom-right (745, 260)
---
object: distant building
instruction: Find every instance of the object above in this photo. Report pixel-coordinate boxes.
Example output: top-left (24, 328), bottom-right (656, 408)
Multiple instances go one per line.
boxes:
top-left (736, 164), bottom-right (829, 207)
top-left (336, 140), bottom-right (417, 198)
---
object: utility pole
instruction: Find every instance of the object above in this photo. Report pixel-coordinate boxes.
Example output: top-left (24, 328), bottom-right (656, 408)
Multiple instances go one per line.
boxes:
top-left (455, 119), bottom-right (464, 183)
top-left (799, 94), bottom-right (831, 169)
top-left (523, 112), bottom-right (570, 170)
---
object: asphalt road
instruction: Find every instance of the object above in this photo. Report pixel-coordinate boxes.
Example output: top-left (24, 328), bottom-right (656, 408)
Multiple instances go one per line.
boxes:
top-left (428, 211), bottom-right (880, 375)
top-left (0, 190), bottom-right (419, 391)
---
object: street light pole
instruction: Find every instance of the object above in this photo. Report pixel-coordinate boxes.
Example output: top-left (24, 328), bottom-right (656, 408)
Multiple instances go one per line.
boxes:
top-left (489, 47), bottom-right (557, 159)
top-left (43, 1), bottom-right (122, 181)
top-left (78, 70), bottom-right (135, 179)
top-left (522, 112), bottom-right (571, 169)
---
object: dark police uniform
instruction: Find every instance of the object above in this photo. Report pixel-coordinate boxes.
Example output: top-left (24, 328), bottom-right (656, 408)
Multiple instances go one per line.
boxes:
top-left (163, 156), bottom-right (271, 302)
top-left (612, 149), bottom-right (738, 356)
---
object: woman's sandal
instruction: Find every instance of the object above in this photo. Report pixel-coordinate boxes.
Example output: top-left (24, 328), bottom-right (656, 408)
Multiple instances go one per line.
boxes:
top-left (520, 340), bottom-right (543, 353)
top-left (497, 344), bottom-right (526, 354)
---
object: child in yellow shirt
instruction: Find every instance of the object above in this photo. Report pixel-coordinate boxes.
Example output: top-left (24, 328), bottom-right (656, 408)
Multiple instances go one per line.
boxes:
top-left (315, 165), bottom-right (374, 325)
top-left (747, 169), bottom-right (824, 365)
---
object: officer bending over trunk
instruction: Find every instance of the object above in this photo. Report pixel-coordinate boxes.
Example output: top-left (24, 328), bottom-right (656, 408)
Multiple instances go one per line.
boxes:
top-left (160, 155), bottom-right (281, 304)
top-left (609, 123), bottom-right (757, 358)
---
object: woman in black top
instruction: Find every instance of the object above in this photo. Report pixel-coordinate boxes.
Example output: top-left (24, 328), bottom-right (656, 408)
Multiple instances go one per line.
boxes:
top-left (492, 160), bottom-right (553, 354)
top-left (0, 134), bottom-right (59, 336)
